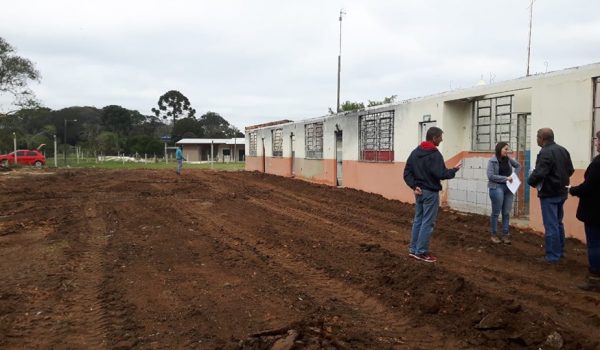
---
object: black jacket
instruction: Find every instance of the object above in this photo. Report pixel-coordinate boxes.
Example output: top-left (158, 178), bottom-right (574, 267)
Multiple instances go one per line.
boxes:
top-left (403, 145), bottom-right (458, 192)
top-left (527, 142), bottom-right (574, 198)
top-left (569, 155), bottom-right (600, 226)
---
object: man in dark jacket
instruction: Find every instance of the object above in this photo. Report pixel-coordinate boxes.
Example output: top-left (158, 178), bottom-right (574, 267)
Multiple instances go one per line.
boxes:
top-left (568, 131), bottom-right (600, 291)
top-left (528, 128), bottom-right (574, 263)
top-left (404, 127), bottom-right (461, 262)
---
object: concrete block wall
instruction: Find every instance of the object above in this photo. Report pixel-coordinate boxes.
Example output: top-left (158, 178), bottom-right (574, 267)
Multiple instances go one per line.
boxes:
top-left (447, 157), bottom-right (492, 215)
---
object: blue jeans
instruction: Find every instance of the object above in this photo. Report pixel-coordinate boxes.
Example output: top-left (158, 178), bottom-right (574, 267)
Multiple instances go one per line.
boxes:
top-left (176, 159), bottom-right (183, 174)
top-left (489, 185), bottom-right (514, 236)
top-left (585, 224), bottom-right (600, 274)
top-left (540, 196), bottom-right (567, 262)
top-left (409, 189), bottom-right (440, 255)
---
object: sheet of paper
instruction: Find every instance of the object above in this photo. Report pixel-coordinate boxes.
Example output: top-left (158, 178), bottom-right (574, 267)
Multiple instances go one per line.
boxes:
top-left (507, 171), bottom-right (521, 194)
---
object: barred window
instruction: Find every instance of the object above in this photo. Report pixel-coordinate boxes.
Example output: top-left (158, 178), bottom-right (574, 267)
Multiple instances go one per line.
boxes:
top-left (305, 122), bottom-right (323, 159)
top-left (249, 131), bottom-right (257, 156)
top-left (359, 111), bottom-right (394, 162)
top-left (272, 128), bottom-right (283, 157)
top-left (472, 96), bottom-right (515, 151)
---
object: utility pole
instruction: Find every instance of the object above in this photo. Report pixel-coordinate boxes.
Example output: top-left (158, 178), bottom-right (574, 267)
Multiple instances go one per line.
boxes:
top-left (336, 9), bottom-right (346, 113)
top-left (54, 134), bottom-right (58, 167)
top-left (13, 132), bottom-right (17, 165)
top-left (526, 0), bottom-right (535, 76)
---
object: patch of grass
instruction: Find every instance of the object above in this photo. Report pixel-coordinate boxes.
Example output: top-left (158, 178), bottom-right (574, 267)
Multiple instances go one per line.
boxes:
top-left (44, 157), bottom-right (245, 171)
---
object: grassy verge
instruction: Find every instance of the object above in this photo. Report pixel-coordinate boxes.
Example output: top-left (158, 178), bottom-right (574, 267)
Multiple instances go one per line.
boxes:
top-left (43, 158), bottom-right (245, 171)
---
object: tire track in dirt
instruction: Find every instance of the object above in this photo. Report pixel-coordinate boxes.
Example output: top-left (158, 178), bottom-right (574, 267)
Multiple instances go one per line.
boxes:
top-left (180, 197), bottom-right (469, 348)
top-left (209, 171), bottom-right (597, 348)
top-left (96, 195), bottom-right (296, 348)
top-left (231, 173), bottom-right (599, 312)
top-left (1, 184), bottom-right (110, 348)
top-left (36, 199), bottom-right (111, 348)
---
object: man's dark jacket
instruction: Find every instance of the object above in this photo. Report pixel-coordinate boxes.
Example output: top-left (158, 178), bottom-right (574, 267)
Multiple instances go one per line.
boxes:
top-left (569, 155), bottom-right (600, 226)
top-left (527, 141), bottom-right (574, 198)
top-left (403, 142), bottom-right (458, 192)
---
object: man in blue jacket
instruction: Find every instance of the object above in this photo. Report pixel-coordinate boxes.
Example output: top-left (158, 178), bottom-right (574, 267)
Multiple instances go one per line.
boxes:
top-left (528, 128), bottom-right (574, 263)
top-left (176, 145), bottom-right (186, 175)
top-left (404, 127), bottom-right (462, 262)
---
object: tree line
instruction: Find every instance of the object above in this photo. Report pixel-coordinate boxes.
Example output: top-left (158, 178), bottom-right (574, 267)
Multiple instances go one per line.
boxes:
top-left (0, 105), bottom-right (243, 156)
top-left (1, 36), bottom-right (242, 157)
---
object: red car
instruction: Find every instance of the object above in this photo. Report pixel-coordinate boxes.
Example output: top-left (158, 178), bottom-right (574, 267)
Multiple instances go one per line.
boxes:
top-left (0, 148), bottom-right (46, 167)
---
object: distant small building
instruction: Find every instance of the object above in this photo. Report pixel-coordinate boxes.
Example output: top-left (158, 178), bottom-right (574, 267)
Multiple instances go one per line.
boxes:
top-left (176, 138), bottom-right (245, 162)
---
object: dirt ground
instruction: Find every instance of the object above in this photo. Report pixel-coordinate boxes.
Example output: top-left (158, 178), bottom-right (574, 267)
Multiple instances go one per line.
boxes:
top-left (0, 168), bottom-right (599, 349)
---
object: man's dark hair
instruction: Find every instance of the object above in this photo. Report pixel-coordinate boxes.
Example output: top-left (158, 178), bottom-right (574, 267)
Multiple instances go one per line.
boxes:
top-left (495, 141), bottom-right (509, 160)
top-left (537, 128), bottom-right (554, 142)
top-left (426, 127), bottom-right (443, 141)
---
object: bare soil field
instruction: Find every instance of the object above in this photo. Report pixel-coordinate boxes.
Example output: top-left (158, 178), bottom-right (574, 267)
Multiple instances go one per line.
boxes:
top-left (0, 169), bottom-right (599, 349)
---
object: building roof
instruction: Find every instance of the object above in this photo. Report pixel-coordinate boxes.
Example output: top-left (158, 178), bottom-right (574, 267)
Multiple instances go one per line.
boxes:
top-left (176, 138), bottom-right (245, 145)
top-left (245, 61), bottom-right (600, 131)
top-left (245, 119), bottom-right (293, 130)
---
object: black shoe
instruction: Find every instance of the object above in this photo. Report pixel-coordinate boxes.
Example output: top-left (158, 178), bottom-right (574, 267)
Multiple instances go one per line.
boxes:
top-left (577, 276), bottom-right (600, 292)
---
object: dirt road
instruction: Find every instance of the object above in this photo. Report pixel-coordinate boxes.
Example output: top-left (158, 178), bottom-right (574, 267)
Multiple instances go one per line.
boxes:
top-left (1, 169), bottom-right (599, 349)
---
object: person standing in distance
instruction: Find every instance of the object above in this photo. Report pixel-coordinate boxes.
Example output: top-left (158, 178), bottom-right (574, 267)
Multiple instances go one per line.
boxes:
top-left (527, 128), bottom-right (574, 263)
top-left (404, 127), bottom-right (462, 262)
top-left (568, 131), bottom-right (600, 291)
top-left (176, 144), bottom-right (187, 175)
top-left (487, 142), bottom-right (521, 244)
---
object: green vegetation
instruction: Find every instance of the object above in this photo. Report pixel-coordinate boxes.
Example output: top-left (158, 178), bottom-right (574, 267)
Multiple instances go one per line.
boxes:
top-left (328, 95), bottom-right (398, 114)
top-left (0, 36), bottom-right (40, 110)
top-left (44, 157), bottom-right (245, 171)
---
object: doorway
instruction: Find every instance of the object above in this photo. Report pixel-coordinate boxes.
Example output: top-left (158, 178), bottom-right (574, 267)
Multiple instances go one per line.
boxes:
top-left (261, 138), bottom-right (266, 173)
top-left (515, 113), bottom-right (531, 216)
top-left (335, 131), bottom-right (343, 186)
top-left (290, 132), bottom-right (295, 177)
top-left (419, 119), bottom-right (437, 142)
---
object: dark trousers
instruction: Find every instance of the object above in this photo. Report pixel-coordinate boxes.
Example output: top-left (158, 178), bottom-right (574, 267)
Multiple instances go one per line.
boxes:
top-left (585, 224), bottom-right (600, 275)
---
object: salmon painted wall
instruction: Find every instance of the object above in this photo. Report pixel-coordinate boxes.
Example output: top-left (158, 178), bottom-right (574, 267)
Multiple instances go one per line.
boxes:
top-left (250, 153), bottom-right (588, 242)
top-left (245, 156), bottom-right (262, 172)
top-left (528, 169), bottom-right (586, 242)
top-left (247, 155), bottom-right (336, 185)
top-left (265, 157), bottom-right (293, 177)
top-left (343, 161), bottom-right (416, 203)
top-left (295, 158), bottom-right (336, 185)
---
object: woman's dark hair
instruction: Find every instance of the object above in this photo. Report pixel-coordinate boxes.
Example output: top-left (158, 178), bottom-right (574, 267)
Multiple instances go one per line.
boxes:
top-left (495, 142), bottom-right (509, 160)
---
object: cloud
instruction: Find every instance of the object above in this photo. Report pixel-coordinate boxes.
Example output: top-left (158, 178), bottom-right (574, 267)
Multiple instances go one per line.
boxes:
top-left (1, 0), bottom-right (599, 128)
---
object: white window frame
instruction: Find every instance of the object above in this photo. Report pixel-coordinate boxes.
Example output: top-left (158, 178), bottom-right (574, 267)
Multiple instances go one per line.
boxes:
top-left (359, 110), bottom-right (394, 162)
top-left (272, 128), bottom-right (283, 157)
top-left (305, 122), bottom-right (323, 159)
top-left (249, 131), bottom-right (257, 156)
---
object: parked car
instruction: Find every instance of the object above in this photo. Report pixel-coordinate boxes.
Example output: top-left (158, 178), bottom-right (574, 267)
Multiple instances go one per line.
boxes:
top-left (0, 147), bottom-right (46, 167)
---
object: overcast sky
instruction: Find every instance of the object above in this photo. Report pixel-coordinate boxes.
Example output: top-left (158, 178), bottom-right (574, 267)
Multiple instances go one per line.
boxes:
top-left (1, 0), bottom-right (599, 130)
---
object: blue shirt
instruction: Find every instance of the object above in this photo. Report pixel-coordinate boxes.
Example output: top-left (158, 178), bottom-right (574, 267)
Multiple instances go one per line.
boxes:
top-left (176, 148), bottom-right (185, 160)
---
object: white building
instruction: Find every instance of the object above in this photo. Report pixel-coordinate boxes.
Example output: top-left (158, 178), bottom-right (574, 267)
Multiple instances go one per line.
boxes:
top-left (245, 62), bottom-right (600, 242)
top-left (176, 138), bottom-right (245, 162)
